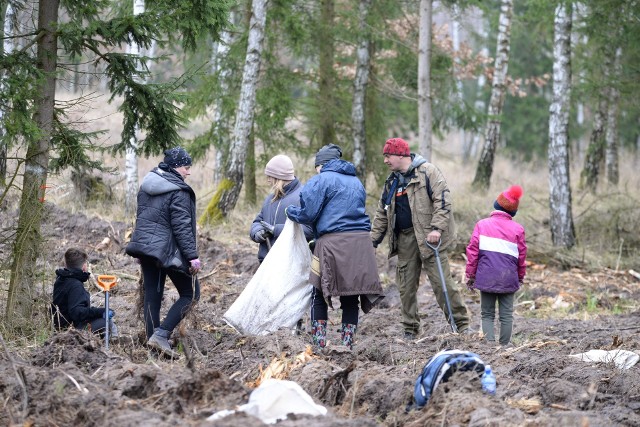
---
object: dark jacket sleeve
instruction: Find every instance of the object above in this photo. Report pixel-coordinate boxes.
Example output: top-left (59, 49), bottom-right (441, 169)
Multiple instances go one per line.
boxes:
top-left (371, 183), bottom-right (390, 246)
top-left (170, 190), bottom-right (198, 261)
top-left (250, 198), bottom-right (269, 242)
top-left (67, 282), bottom-right (104, 326)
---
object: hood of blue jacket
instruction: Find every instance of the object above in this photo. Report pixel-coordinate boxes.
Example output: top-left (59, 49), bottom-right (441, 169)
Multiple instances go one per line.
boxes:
top-left (321, 159), bottom-right (357, 176)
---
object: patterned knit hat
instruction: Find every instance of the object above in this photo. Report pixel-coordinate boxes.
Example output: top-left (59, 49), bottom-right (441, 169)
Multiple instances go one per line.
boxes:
top-left (163, 147), bottom-right (192, 168)
top-left (494, 185), bottom-right (523, 217)
top-left (383, 138), bottom-right (410, 157)
top-left (265, 155), bottom-right (295, 181)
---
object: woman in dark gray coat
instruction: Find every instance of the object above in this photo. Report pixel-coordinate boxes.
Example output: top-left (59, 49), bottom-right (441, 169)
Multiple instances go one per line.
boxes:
top-left (126, 147), bottom-right (201, 358)
top-left (250, 155), bottom-right (313, 262)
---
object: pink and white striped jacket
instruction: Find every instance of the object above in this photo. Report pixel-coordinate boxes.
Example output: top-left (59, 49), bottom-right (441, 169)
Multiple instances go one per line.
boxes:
top-left (465, 210), bottom-right (527, 293)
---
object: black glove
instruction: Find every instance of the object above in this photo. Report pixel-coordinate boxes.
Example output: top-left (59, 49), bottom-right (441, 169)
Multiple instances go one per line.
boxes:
top-left (255, 229), bottom-right (269, 243)
top-left (308, 240), bottom-right (316, 252)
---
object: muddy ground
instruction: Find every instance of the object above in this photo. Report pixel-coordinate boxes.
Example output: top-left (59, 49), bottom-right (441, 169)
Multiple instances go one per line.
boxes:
top-left (1, 203), bottom-right (640, 426)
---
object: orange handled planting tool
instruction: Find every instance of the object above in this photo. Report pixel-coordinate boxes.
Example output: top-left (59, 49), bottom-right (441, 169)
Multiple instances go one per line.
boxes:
top-left (97, 275), bottom-right (118, 349)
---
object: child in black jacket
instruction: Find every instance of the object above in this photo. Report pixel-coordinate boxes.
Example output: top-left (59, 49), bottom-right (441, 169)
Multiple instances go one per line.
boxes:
top-left (51, 248), bottom-right (117, 336)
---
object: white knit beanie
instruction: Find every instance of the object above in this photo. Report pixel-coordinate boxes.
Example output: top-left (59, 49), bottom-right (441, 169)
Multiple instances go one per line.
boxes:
top-left (265, 155), bottom-right (295, 181)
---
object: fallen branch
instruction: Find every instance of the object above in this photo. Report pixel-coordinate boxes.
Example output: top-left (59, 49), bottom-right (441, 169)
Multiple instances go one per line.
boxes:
top-left (60, 370), bottom-right (89, 394)
top-left (199, 268), bottom-right (220, 280)
top-left (629, 270), bottom-right (640, 281)
top-left (0, 333), bottom-right (28, 418)
top-left (319, 361), bottom-right (356, 400)
top-left (585, 326), bottom-right (640, 333)
top-left (501, 340), bottom-right (566, 356)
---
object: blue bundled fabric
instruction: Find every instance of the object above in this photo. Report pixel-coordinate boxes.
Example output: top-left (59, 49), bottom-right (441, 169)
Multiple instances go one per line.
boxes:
top-left (413, 350), bottom-right (486, 408)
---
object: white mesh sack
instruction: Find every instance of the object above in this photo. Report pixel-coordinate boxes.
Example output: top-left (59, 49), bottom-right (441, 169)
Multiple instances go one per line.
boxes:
top-left (223, 219), bottom-right (312, 336)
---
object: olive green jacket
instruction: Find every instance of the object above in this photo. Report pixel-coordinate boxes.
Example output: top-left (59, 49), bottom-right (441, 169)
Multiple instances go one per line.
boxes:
top-left (371, 158), bottom-right (456, 260)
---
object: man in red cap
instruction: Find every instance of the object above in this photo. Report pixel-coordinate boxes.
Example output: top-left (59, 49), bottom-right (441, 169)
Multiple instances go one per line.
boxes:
top-left (371, 138), bottom-right (470, 338)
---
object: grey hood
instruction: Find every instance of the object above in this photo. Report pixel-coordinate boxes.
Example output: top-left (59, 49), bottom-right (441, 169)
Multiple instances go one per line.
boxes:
top-left (140, 167), bottom-right (184, 196)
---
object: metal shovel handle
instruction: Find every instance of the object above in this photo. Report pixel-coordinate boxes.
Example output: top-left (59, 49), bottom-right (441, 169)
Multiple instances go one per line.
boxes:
top-left (424, 239), bottom-right (442, 252)
top-left (425, 238), bottom-right (458, 333)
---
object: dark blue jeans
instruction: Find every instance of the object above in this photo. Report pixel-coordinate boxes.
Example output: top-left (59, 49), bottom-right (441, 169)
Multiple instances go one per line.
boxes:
top-left (141, 258), bottom-right (200, 339)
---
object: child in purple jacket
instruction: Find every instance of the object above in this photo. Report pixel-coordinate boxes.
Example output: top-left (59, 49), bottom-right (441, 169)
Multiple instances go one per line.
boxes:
top-left (465, 185), bottom-right (527, 346)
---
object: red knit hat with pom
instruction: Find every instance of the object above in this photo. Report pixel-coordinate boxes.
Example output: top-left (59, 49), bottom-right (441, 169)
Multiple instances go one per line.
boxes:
top-left (383, 138), bottom-right (411, 157)
top-left (494, 185), bottom-right (523, 216)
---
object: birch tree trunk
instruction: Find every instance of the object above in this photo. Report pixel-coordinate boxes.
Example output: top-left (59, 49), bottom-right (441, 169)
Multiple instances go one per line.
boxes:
top-left (548, 3), bottom-right (575, 249)
top-left (581, 53), bottom-right (611, 192)
top-left (6, 0), bottom-right (59, 328)
top-left (0, 1), bottom-right (15, 187)
top-left (318, 0), bottom-right (335, 148)
top-left (211, 12), bottom-right (236, 186)
top-left (124, 0), bottom-right (145, 219)
top-left (605, 47), bottom-right (622, 186)
top-left (245, 126), bottom-right (256, 205)
top-left (451, 4), bottom-right (467, 161)
top-left (201, 0), bottom-right (267, 223)
top-left (472, 0), bottom-right (513, 190)
top-left (581, 96), bottom-right (607, 192)
top-left (418, 0), bottom-right (433, 160)
top-left (571, 3), bottom-right (587, 152)
top-left (351, 0), bottom-right (371, 183)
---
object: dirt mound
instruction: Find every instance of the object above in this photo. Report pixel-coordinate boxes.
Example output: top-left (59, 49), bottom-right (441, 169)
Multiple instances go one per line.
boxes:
top-left (2, 206), bottom-right (640, 426)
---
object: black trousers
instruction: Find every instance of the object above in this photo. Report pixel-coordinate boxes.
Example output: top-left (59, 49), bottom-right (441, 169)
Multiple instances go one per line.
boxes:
top-left (310, 286), bottom-right (359, 325)
top-left (141, 258), bottom-right (200, 339)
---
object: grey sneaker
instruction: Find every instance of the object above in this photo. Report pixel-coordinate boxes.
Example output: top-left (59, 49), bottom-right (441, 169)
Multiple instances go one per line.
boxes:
top-left (108, 323), bottom-right (120, 342)
top-left (147, 328), bottom-right (180, 359)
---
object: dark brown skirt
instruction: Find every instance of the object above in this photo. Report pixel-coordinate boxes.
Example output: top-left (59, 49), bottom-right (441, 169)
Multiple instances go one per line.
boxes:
top-left (310, 231), bottom-right (384, 313)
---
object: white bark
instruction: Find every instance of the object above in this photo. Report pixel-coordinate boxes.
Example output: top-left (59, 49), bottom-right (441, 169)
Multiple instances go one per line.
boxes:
top-left (548, 3), bottom-right (575, 249)
top-left (473, 0), bottom-right (513, 188)
top-left (418, 0), bottom-right (432, 160)
top-left (605, 47), bottom-right (622, 186)
top-left (451, 4), bottom-right (466, 159)
top-left (217, 0), bottom-right (267, 215)
top-left (124, 0), bottom-right (145, 218)
top-left (571, 3), bottom-right (588, 153)
top-left (0, 3), bottom-right (15, 184)
top-left (351, 0), bottom-right (371, 182)
top-left (211, 12), bottom-right (236, 186)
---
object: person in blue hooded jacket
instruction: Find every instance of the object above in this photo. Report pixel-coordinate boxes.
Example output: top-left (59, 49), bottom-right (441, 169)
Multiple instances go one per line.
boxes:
top-left (286, 144), bottom-right (383, 350)
top-left (126, 147), bottom-right (202, 359)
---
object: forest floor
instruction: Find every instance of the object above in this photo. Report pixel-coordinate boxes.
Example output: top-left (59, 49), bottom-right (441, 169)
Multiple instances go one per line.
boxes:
top-left (1, 203), bottom-right (640, 426)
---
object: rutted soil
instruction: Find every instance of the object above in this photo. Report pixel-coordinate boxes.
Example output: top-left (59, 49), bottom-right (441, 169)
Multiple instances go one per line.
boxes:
top-left (1, 203), bottom-right (639, 426)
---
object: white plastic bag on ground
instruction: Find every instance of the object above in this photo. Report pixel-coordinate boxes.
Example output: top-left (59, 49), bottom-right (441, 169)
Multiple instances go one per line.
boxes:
top-left (569, 349), bottom-right (640, 370)
top-left (207, 379), bottom-right (327, 424)
top-left (223, 219), bottom-right (312, 335)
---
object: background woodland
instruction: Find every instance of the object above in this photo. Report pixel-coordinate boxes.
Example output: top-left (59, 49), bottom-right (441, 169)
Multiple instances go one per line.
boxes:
top-left (1, 0), bottom-right (639, 334)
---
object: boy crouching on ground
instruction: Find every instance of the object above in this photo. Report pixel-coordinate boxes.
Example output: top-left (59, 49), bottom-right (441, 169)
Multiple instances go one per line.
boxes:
top-left (50, 248), bottom-right (118, 338)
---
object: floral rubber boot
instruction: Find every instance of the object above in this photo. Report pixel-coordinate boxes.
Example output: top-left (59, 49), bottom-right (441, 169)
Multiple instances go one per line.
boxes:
top-left (311, 320), bottom-right (327, 348)
top-left (341, 323), bottom-right (357, 349)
